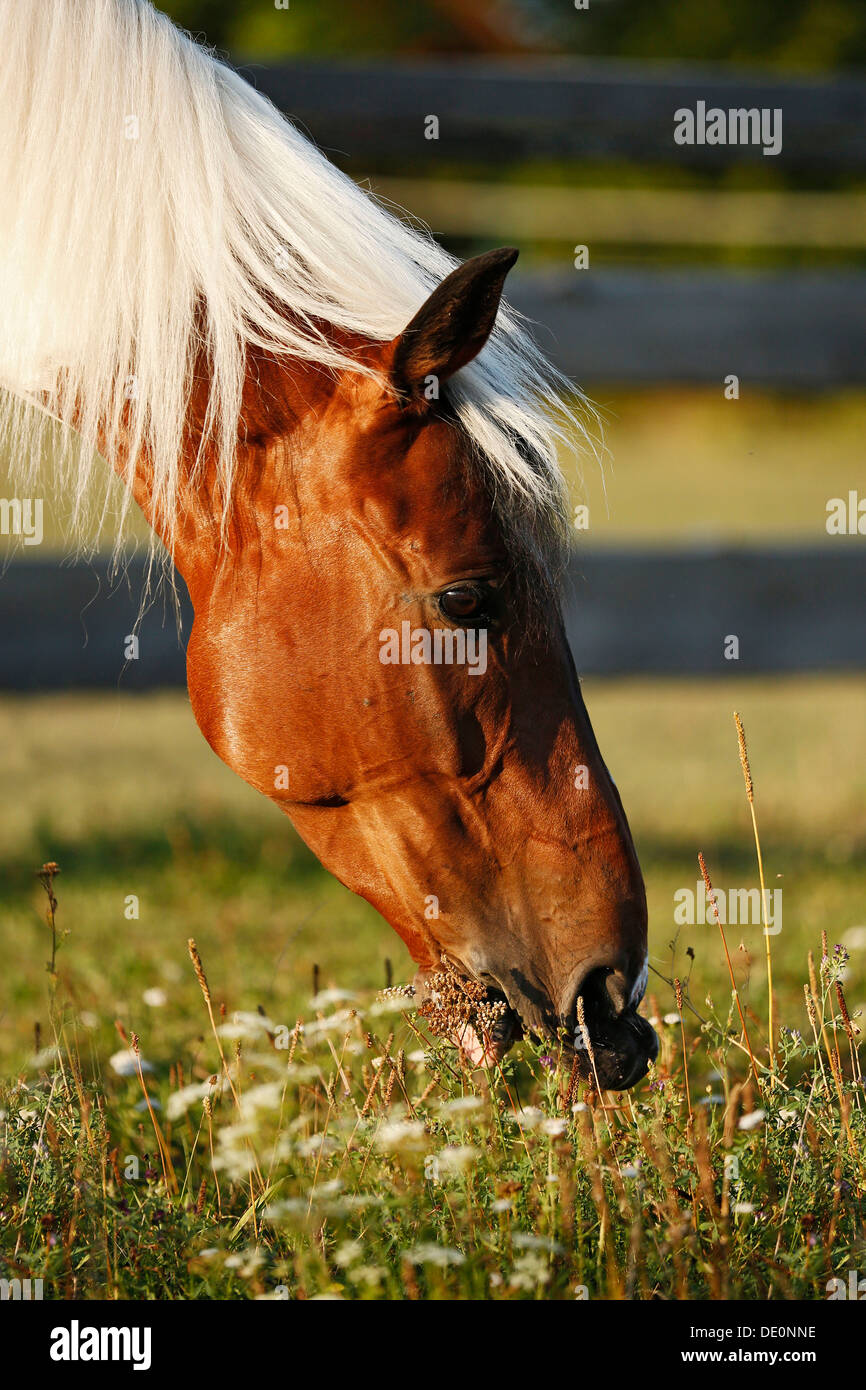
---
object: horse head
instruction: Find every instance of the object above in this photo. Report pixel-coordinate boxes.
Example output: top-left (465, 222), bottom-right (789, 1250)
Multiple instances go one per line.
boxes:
top-left (172, 249), bottom-right (657, 1089)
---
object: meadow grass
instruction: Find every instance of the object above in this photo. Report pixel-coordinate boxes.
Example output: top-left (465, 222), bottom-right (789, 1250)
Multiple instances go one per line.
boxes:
top-left (0, 678), bottom-right (864, 1300)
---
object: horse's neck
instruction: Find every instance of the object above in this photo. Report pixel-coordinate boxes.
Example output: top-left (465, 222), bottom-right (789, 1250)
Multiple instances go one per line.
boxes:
top-left (104, 339), bottom-right (364, 589)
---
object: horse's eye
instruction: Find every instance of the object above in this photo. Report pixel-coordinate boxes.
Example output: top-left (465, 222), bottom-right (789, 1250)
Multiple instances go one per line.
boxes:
top-left (438, 585), bottom-right (487, 623)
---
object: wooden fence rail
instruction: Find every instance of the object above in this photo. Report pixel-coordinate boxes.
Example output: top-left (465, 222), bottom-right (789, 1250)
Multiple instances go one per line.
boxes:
top-left (235, 57), bottom-right (866, 386)
top-left (2, 549), bottom-right (863, 689)
top-left (509, 268), bottom-right (866, 385)
top-left (241, 56), bottom-right (866, 172)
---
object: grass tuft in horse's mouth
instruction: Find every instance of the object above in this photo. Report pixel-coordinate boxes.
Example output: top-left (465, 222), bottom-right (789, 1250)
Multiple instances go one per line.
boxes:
top-left (413, 956), bottom-right (521, 1068)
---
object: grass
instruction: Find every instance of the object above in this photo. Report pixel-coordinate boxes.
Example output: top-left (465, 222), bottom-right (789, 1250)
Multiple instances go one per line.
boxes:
top-left (569, 388), bottom-right (866, 547)
top-left (0, 677), bottom-right (864, 1299)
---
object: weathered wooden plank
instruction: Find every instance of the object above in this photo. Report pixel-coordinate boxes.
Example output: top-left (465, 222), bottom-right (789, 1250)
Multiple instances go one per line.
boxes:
top-left (1, 549), bottom-right (863, 689)
top-left (509, 270), bottom-right (866, 386)
top-left (564, 547), bottom-right (866, 675)
top-left (241, 57), bottom-right (866, 172)
top-left (0, 561), bottom-right (193, 691)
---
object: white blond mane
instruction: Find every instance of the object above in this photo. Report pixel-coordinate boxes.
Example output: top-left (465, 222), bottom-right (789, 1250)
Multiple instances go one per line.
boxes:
top-left (0, 0), bottom-right (586, 567)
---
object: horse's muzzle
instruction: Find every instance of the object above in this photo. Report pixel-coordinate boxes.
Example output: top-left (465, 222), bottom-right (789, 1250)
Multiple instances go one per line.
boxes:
top-left (572, 968), bottom-right (659, 1090)
top-left (414, 960), bottom-right (658, 1088)
top-left (575, 1007), bottom-right (659, 1090)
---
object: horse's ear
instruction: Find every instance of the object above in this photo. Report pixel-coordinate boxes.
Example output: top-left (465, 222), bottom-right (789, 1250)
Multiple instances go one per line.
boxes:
top-left (388, 247), bottom-right (518, 405)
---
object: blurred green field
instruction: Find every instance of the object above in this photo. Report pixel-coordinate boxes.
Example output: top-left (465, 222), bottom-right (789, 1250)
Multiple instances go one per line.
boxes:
top-left (572, 388), bottom-right (866, 546)
top-left (5, 388), bottom-right (864, 558)
top-left (1, 675), bottom-right (864, 1076)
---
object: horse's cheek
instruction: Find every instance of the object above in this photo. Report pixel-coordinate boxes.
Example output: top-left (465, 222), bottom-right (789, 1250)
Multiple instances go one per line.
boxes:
top-left (184, 620), bottom-right (229, 764)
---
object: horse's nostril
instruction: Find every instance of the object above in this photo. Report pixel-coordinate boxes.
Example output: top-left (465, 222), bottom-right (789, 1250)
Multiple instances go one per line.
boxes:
top-left (572, 966), bottom-right (617, 1024)
top-left (580, 965), bottom-right (645, 1021)
top-left (606, 976), bottom-right (631, 1019)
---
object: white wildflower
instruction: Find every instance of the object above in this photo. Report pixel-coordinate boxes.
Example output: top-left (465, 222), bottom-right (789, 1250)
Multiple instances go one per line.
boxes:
top-left (368, 993), bottom-right (416, 1017)
top-left (239, 1082), bottom-right (284, 1116)
top-left (109, 1049), bottom-right (152, 1076)
top-left (404, 1243), bottom-right (465, 1268)
top-left (262, 1198), bottom-right (309, 1222)
top-left (295, 1133), bottom-right (338, 1159)
top-left (513, 1105), bottom-right (546, 1129)
top-left (513, 1233), bottom-right (563, 1254)
top-left (542, 1117), bottom-right (568, 1138)
top-left (302, 1010), bottom-right (355, 1039)
top-left (375, 1119), bottom-right (426, 1152)
top-left (436, 1144), bottom-right (479, 1174)
top-left (348, 1265), bottom-right (386, 1287)
top-left (166, 1080), bottom-right (219, 1121)
top-left (333, 1194), bottom-right (384, 1211)
top-left (218, 1011), bottom-right (275, 1041)
top-left (316, 1179), bottom-right (345, 1198)
top-left (211, 1149), bottom-right (257, 1181)
top-left (509, 1252), bottom-right (550, 1289)
top-left (738, 1109), bottom-right (766, 1131)
top-left (310, 988), bottom-right (357, 1009)
top-left (225, 1247), bottom-right (265, 1277)
top-left (334, 1240), bottom-right (364, 1268)
top-left (29, 1046), bottom-right (60, 1070)
top-left (284, 1063), bottom-right (321, 1084)
top-left (438, 1095), bottom-right (484, 1116)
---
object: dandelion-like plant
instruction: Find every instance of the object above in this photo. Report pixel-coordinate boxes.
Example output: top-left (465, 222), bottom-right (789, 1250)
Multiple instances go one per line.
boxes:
top-left (418, 954), bottom-right (507, 1057)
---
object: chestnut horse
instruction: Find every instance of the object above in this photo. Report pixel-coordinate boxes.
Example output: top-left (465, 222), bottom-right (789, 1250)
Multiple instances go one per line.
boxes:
top-left (0, 0), bottom-right (657, 1087)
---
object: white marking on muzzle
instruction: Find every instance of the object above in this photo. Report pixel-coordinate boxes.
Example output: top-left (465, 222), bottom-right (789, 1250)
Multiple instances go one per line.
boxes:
top-left (628, 952), bottom-right (649, 1009)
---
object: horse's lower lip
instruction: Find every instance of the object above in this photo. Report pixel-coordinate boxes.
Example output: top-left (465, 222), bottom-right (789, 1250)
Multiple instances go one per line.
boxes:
top-left (457, 991), bottom-right (521, 1067)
